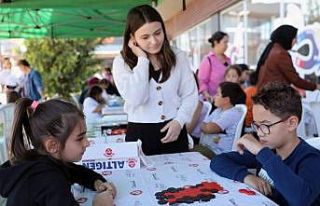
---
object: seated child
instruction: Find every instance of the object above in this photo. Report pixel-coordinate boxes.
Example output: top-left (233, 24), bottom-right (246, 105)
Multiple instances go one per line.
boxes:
top-left (0, 98), bottom-right (116, 206)
top-left (224, 64), bottom-right (242, 84)
top-left (210, 82), bottom-right (320, 206)
top-left (83, 85), bottom-right (106, 123)
top-left (237, 63), bottom-right (251, 88)
top-left (200, 82), bottom-right (246, 155)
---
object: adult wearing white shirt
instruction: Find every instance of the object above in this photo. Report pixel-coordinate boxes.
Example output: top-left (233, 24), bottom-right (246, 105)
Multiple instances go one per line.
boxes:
top-left (0, 57), bottom-right (13, 90)
top-left (83, 85), bottom-right (105, 123)
top-left (113, 5), bottom-right (198, 155)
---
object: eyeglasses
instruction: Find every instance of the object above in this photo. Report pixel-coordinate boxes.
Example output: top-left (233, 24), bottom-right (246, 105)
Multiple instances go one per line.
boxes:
top-left (251, 117), bottom-right (289, 135)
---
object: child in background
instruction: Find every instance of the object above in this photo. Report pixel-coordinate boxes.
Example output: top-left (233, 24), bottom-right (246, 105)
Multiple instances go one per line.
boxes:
top-left (211, 82), bottom-right (320, 206)
top-left (244, 71), bottom-right (258, 128)
top-left (0, 98), bottom-right (116, 206)
top-left (83, 85), bottom-right (106, 123)
top-left (237, 63), bottom-right (251, 88)
top-left (224, 65), bottom-right (241, 84)
top-left (200, 82), bottom-right (246, 155)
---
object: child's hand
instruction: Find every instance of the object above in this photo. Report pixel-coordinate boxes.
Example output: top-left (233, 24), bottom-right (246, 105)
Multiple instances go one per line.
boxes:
top-left (244, 174), bottom-right (272, 196)
top-left (203, 91), bottom-right (213, 103)
top-left (160, 120), bottom-right (182, 143)
top-left (93, 190), bottom-right (114, 206)
top-left (128, 37), bottom-right (147, 58)
top-left (236, 133), bottom-right (264, 155)
top-left (94, 180), bottom-right (116, 198)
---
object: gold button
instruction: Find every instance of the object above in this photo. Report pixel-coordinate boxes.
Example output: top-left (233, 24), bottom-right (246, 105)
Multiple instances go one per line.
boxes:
top-left (158, 101), bottom-right (163, 106)
top-left (160, 115), bottom-right (165, 120)
top-left (156, 86), bottom-right (161, 90)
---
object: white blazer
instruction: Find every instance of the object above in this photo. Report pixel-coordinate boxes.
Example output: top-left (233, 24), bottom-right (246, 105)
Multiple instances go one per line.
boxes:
top-left (113, 49), bottom-right (197, 127)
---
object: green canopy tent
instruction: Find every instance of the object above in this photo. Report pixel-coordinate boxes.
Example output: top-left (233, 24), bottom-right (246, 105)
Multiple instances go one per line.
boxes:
top-left (0, 0), bottom-right (155, 38)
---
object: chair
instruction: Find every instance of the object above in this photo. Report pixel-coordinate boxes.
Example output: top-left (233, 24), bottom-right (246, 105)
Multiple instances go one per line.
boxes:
top-left (231, 104), bottom-right (247, 151)
top-left (305, 137), bottom-right (320, 150)
top-left (0, 103), bottom-right (15, 164)
top-left (202, 101), bottom-right (212, 119)
top-left (297, 103), bottom-right (315, 139)
top-left (308, 102), bottom-right (320, 137)
top-left (70, 92), bottom-right (82, 109)
top-left (191, 101), bottom-right (212, 148)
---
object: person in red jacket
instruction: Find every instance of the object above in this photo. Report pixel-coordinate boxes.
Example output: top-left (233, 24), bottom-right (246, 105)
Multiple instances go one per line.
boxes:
top-left (256, 25), bottom-right (320, 91)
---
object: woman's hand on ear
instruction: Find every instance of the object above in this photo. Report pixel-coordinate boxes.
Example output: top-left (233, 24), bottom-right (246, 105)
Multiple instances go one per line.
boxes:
top-left (128, 37), bottom-right (147, 58)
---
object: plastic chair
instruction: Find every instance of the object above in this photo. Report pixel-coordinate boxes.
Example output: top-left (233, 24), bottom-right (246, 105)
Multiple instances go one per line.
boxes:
top-left (308, 102), bottom-right (320, 137)
top-left (202, 101), bottom-right (212, 119)
top-left (306, 137), bottom-right (320, 150)
top-left (0, 103), bottom-right (15, 163)
top-left (231, 104), bottom-right (247, 151)
top-left (297, 103), bottom-right (314, 138)
top-left (70, 92), bottom-right (82, 109)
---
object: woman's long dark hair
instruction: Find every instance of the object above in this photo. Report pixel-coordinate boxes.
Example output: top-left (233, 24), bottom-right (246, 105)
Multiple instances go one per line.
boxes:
top-left (121, 4), bottom-right (176, 83)
top-left (10, 98), bottom-right (84, 163)
top-left (255, 25), bottom-right (297, 81)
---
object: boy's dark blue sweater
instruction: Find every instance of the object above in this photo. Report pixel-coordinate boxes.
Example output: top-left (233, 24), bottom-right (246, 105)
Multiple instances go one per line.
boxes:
top-left (210, 139), bottom-right (320, 206)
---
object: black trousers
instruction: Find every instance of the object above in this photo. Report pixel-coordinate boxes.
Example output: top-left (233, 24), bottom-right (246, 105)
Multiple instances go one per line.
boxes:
top-left (126, 120), bottom-right (189, 155)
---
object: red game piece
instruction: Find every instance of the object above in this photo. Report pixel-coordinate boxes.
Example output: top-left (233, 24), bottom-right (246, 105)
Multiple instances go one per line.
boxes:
top-left (239, 188), bottom-right (256, 195)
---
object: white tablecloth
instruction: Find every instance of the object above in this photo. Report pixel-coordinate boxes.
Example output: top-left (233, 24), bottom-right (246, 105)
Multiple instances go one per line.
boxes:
top-left (73, 152), bottom-right (278, 206)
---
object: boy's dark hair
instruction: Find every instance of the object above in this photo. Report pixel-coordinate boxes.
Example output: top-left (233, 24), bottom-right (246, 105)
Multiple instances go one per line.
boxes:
top-left (219, 82), bottom-right (246, 106)
top-left (121, 4), bottom-right (175, 83)
top-left (10, 98), bottom-right (84, 162)
top-left (252, 82), bottom-right (302, 122)
top-left (249, 71), bottom-right (258, 86)
top-left (17, 59), bottom-right (30, 67)
top-left (237, 63), bottom-right (249, 71)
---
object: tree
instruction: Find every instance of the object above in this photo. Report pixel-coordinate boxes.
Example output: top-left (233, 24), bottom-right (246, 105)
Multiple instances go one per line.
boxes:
top-left (25, 38), bottom-right (101, 98)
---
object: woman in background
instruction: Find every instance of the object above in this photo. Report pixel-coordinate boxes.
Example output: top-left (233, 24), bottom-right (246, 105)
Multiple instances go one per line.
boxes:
top-left (198, 31), bottom-right (230, 102)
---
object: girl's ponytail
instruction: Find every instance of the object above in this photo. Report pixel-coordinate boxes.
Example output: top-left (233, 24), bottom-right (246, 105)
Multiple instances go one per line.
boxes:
top-left (10, 98), bottom-right (33, 162)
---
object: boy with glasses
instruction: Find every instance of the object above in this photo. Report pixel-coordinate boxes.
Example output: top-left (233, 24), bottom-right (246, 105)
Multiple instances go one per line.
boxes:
top-left (210, 82), bottom-right (320, 206)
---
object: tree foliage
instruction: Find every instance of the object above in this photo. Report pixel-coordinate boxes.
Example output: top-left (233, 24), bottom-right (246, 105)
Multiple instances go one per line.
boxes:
top-left (25, 38), bottom-right (101, 98)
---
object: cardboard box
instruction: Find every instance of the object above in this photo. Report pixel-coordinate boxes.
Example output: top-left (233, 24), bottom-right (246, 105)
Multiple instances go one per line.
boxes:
top-left (79, 142), bottom-right (140, 172)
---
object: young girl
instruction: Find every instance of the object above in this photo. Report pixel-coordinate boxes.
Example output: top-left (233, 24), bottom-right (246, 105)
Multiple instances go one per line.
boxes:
top-left (0, 98), bottom-right (116, 206)
top-left (83, 85), bottom-right (106, 123)
top-left (224, 65), bottom-right (241, 84)
top-left (113, 5), bottom-right (198, 155)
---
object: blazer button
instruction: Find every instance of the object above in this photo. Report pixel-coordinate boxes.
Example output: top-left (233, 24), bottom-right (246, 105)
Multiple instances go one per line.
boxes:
top-left (156, 86), bottom-right (161, 90)
top-left (160, 115), bottom-right (166, 120)
top-left (158, 101), bottom-right (163, 106)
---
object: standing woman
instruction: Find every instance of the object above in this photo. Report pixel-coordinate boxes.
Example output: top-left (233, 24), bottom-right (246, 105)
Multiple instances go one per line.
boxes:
top-left (113, 5), bottom-right (198, 155)
top-left (256, 25), bottom-right (320, 91)
top-left (198, 31), bottom-right (231, 102)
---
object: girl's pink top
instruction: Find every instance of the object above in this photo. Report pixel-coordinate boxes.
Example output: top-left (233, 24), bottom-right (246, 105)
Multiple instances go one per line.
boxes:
top-left (197, 51), bottom-right (231, 96)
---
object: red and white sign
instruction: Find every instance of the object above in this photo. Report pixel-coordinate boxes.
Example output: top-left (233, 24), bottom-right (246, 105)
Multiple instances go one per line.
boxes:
top-left (78, 142), bottom-right (140, 171)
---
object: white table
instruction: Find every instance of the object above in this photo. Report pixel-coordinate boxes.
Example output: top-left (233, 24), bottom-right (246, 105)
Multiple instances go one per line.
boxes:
top-left (73, 152), bottom-right (278, 206)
